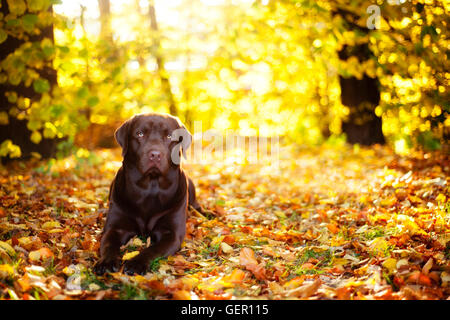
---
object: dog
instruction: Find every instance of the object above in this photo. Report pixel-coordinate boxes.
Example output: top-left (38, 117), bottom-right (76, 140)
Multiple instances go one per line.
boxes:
top-left (93, 113), bottom-right (200, 275)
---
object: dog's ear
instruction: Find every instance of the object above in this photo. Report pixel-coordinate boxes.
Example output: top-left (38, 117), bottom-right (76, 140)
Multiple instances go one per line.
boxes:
top-left (115, 119), bottom-right (131, 157)
top-left (170, 117), bottom-right (192, 164)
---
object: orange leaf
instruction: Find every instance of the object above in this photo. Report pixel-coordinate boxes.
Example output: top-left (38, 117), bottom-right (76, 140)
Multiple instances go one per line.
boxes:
top-left (223, 269), bottom-right (246, 284)
top-left (239, 247), bottom-right (267, 280)
top-left (247, 263), bottom-right (267, 280)
top-left (38, 247), bottom-right (54, 260)
top-left (336, 287), bottom-right (352, 300)
top-left (418, 274), bottom-right (433, 287)
top-left (406, 271), bottom-right (420, 284)
top-left (29, 247), bottom-right (53, 261)
top-left (239, 247), bottom-right (258, 267)
top-left (222, 235), bottom-right (235, 244)
top-left (17, 274), bottom-right (31, 292)
top-left (302, 262), bottom-right (315, 270)
top-left (172, 290), bottom-right (191, 300)
top-left (203, 291), bottom-right (232, 300)
top-left (327, 223), bottom-right (339, 234)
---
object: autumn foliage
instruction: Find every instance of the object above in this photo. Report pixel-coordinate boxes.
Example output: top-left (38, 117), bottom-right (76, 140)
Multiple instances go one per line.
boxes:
top-left (0, 145), bottom-right (448, 300)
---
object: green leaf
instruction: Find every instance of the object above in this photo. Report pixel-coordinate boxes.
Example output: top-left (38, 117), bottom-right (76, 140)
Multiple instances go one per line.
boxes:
top-left (6, 19), bottom-right (20, 28)
top-left (33, 79), bottom-right (50, 93)
top-left (42, 44), bottom-right (55, 58)
top-left (87, 96), bottom-right (99, 107)
top-left (6, 91), bottom-right (17, 103)
top-left (420, 25), bottom-right (438, 41)
top-left (49, 104), bottom-right (65, 117)
top-left (22, 14), bottom-right (38, 32)
top-left (57, 45), bottom-right (70, 54)
top-left (0, 29), bottom-right (8, 45)
top-left (77, 86), bottom-right (89, 99)
top-left (8, 73), bottom-right (22, 86)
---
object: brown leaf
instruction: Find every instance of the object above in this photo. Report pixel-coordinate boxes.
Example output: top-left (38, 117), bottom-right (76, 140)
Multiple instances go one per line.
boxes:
top-left (285, 279), bottom-right (322, 298)
top-left (239, 247), bottom-right (267, 280)
top-left (239, 247), bottom-right (258, 267)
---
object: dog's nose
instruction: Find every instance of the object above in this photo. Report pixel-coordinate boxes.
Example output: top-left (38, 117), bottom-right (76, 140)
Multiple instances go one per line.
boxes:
top-left (149, 150), bottom-right (161, 162)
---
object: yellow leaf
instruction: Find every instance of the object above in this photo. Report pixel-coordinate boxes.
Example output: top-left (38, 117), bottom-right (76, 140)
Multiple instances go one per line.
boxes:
top-left (30, 131), bottom-right (42, 144)
top-left (132, 238), bottom-right (144, 247)
top-left (369, 238), bottom-right (389, 257)
top-left (382, 258), bottom-right (397, 274)
top-left (122, 251), bottom-right (140, 261)
top-left (0, 264), bottom-right (15, 278)
top-left (0, 241), bottom-right (15, 256)
top-left (436, 193), bottom-right (446, 203)
top-left (7, 0), bottom-right (27, 15)
top-left (17, 237), bottom-right (33, 249)
top-left (395, 214), bottom-right (425, 235)
top-left (42, 221), bottom-right (61, 229)
top-left (63, 266), bottom-right (76, 276)
top-left (380, 197), bottom-right (396, 207)
top-left (275, 211), bottom-right (286, 218)
top-left (283, 276), bottom-right (305, 289)
top-left (210, 235), bottom-right (224, 247)
top-left (333, 258), bottom-right (350, 266)
top-left (48, 228), bottom-right (64, 234)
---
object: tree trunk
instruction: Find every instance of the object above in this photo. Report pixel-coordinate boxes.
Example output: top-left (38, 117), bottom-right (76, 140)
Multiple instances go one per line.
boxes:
top-left (338, 44), bottom-right (385, 145)
top-left (0, 1), bottom-right (58, 159)
top-left (334, 9), bottom-right (385, 146)
top-left (148, 0), bottom-right (177, 116)
top-left (98, 0), bottom-right (113, 42)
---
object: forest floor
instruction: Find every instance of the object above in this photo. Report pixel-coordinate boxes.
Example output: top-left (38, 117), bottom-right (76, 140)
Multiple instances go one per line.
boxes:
top-left (0, 144), bottom-right (449, 300)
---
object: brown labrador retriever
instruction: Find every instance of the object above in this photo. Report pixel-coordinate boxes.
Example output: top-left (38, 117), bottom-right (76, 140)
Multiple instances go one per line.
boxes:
top-left (93, 113), bottom-right (200, 275)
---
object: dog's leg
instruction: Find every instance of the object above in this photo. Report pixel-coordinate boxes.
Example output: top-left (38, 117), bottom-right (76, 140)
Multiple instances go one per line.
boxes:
top-left (123, 229), bottom-right (181, 275)
top-left (94, 228), bottom-right (133, 274)
top-left (187, 177), bottom-right (202, 213)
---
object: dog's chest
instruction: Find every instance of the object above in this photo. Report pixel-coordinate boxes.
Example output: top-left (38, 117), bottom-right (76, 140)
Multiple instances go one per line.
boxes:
top-left (134, 196), bottom-right (165, 235)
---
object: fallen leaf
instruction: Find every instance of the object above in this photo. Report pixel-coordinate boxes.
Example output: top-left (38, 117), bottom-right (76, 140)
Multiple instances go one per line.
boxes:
top-left (222, 269), bottom-right (246, 285)
top-left (285, 279), bottom-right (321, 298)
top-left (122, 251), bottom-right (140, 260)
top-left (0, 241), bottom-right (15, 256)
top-left (172, 290), bottom-right (191, 300)
top-left (29, 247), bottom-right (53, 261)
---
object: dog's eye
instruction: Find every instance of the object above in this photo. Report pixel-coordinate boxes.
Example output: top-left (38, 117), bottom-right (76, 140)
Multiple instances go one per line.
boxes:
top-left (136, 131), bottom-right (144, 138)
top-left (167, 134), bottom-right (172, 140)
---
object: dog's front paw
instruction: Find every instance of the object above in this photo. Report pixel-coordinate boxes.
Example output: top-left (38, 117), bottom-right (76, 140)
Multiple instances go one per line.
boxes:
top-left (123, 256), bottom-right (148, 275)
top-left (93, 257), bottom-right (121, 275)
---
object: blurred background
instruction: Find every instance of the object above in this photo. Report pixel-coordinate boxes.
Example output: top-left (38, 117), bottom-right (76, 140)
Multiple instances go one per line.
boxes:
top-left (0, 0), bottom-right (448, 160)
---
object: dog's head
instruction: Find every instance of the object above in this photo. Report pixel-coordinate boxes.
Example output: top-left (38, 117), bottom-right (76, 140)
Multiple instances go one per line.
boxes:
top-left (115, 113), bottom-right (192, 177)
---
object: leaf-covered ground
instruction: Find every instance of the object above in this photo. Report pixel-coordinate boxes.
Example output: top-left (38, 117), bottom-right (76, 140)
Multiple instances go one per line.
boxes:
top-left (0, 145), bottom-right (449, 300)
